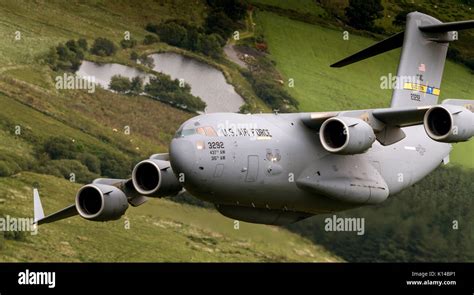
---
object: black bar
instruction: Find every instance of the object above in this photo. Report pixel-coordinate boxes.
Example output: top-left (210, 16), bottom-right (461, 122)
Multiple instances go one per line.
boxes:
top-left (0, 263), bottom-right (472, 293)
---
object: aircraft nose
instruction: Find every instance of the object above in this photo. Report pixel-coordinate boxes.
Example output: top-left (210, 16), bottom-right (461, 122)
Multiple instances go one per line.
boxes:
top-left (169, 138), bottom-right (196, 177)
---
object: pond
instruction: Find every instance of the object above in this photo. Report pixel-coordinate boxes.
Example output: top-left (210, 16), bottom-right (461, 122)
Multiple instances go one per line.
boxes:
top-left (76, 53), bottom-right (245, 113)
top-left (76, 61), bottom-right (152, 90)
top-left (150, 53), bottom-right (244, 113)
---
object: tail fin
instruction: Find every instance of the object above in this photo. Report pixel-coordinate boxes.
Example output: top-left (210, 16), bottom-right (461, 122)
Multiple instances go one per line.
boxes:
top-left (331, 12), bottom-right (474, 108)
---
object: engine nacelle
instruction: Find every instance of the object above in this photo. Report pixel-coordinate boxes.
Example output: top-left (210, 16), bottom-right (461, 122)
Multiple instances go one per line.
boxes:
top-left (75, 184), bottom-right (129, 221)
top-left (424, 105), bottom-right (474, 143)
top-left (319, 117), bottom-right (375, 155)
top-left (132, 159), bottom-right (182, 198)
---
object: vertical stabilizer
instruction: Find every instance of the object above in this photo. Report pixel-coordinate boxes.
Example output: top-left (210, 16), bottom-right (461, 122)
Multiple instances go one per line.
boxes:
top-left (390, 12), bottom-right (449, 108)
top-left (330, 12), bottom-right (474, 108)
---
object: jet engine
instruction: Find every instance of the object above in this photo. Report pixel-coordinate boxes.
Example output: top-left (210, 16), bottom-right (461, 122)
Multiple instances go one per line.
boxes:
top-left (132, 159), bottom-right (182, 198)
top-left (75, 184), bottom-right (129, 221)
top-left (319, 117), bottom-right (375, 155)
top-left (424, 105), bottom-right (474, 143)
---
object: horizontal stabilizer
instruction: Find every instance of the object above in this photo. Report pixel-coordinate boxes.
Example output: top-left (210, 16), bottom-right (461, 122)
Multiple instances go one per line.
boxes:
top-left (330, 32), bottom-right (404, 68)
top-left (419, 20), bottom-right (474, 33)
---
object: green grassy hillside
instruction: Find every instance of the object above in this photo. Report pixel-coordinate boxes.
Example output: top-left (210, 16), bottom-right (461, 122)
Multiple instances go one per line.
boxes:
top-left (0, 172), bottom-right (341, 262)
top-left (0, 0), bottom-right (339, 262)
top-left (0, 0), bottom-right (207, 66)
top-left (255, 11), bottom-right (474, 168)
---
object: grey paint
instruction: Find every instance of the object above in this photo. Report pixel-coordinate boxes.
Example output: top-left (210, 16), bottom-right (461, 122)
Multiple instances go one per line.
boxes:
top-left (34, 12), bottom-right (473, 226)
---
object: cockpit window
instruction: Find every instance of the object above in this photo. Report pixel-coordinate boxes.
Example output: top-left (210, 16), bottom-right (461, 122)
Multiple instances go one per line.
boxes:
top-left (204, 126), bottom-right (217, 137)
top-left (174, 126), bottom-right (217, 138)
top-left (174, 127), bottom-right (195, 138)
top-left (182, 129), bottom-right (197, 136)
top-left (196, 127), bottom-right (206, 136)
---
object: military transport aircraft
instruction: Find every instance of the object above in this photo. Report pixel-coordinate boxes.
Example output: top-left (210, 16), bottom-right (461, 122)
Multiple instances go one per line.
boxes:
top-left (34, 12), bottom-right (474, 226)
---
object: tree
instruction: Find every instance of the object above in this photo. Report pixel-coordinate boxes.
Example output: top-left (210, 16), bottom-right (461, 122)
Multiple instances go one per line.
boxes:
top-left (205, 10), bottom-right (237, 39)
top-left (345, 0), bottom-right (383, 30)
top-left (198, 34), bottom-right (222, 58)
top-left (55, 43), bottom-right (80, 70)
top-left (109, 75), bottom-right (132, 93)
top-left (78, 38), bottom-right (88, 51)
top-left (130, 76), bottom-right (144, 94)
top-left (156, 22), bottom-right (188, 47)
top-left (90, 37), bottom-right (117, 56)
top-left (139, 54), bottom-right (155, 68)
top-left (65, 40), bottom-right (78, 52)
top-left (45, 39), bottom-right (85, 71)
top-left (144, 76), bottom-right (206, 112)
top-left (206, 0), bottom-right (247, 21)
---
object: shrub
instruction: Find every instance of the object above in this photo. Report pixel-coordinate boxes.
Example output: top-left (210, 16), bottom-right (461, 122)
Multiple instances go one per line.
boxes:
top-left (465, 58), bottom-right (474, 72)
top-left (109, 75), bottom-right (132, 93)
top-left (3, 228), bottom-right (27, 242)
top-left (78, 38), bottom-right (88, 51)
top-left (205, 10), bottom-right (237, 40)
top-left (130, 76), bottom-right (144, 94)
top-left (130, 51), bottom-right (139, 61)
top-left (90, 37), bottom-right (117, 56)
top-left (156, 22), bottom-right (188, 47)
top-left (34, 159), bottom-right (99, 183)
top-left (145, 76), bottom-right (206, 112)
top-left (45, 39), bottom-right (84, 72)
top-left (42, 137), bottom-right (77, 160)
top-left (206, 0), bottom-right (247, 21)
top-left (0, 161), bottom-right (12, 177)
top-left (145, 23), bottom-right (159, 34)
top-left (197, 34), bottom-right (223, 58)
top-left (143, 34), bottom-right (159, 45)
top-left (120, 38), bottom-right (137, 49)
top-left (77, 153), bottom-right (101, 174)
top-left (345, 0), bottom-right (383, 30)
top-left (139, 54), bottom-right (155, 68)
top-left (98, 154), bottom-right (131, 179)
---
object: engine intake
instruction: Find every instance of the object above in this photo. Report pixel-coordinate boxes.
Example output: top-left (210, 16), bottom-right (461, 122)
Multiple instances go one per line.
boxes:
top-left (424, 105), bottom-right (474, 143)
top-left (319, 117), bottom-right (375, 155)
top-left (132, 159), bottom-right (182, 197)
top-left (75, 184), bottom-right (128, 221)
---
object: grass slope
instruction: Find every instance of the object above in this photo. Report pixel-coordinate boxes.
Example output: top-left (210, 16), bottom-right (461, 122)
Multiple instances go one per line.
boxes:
top-left (0, 172), bottom-right (341, 262)
top-left (0, 0), bottom-right (207, 66)
top-left (256, 11), bottom-right (474, 168)
top-left (0, 1), bottom-right (339, 262)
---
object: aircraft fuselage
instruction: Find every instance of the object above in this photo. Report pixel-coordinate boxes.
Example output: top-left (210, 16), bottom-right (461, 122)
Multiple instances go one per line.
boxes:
top-left (169, 112), bottom-right (450, 224)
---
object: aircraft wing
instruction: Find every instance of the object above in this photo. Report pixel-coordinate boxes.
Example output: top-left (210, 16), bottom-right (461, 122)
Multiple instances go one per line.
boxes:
top-left (33, 188), bottom-right (78, 225)
top-left (371, 106), bottom-right (431, 127)
top-left (301, 105), bottom-right (431, 129)
top-left (301, 99), bottom-right (474, 145)
top-left (33, 178), bottom-right (147, 225)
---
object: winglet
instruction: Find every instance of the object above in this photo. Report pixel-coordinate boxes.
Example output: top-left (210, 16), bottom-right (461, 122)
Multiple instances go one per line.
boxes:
top-left (33, 188), bottom-right (45, 223)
